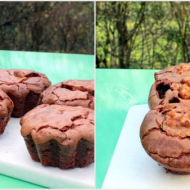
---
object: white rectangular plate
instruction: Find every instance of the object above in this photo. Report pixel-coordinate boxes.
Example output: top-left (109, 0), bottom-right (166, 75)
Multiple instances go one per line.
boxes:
top-left (103, 104), bottom-right (190, 189)
top-left (0, 118), bottom-right (94, 189)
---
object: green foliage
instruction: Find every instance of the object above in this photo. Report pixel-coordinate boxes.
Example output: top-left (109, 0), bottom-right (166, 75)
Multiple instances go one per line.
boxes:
top-left (96, 2), bottom-right (190, 69)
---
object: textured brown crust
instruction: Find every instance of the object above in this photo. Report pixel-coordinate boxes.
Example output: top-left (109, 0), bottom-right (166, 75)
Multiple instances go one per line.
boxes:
top-left (20, 104), bottom-right (94, 169)
top-left (0, 69), bottom-right (51, 117)
top-left (0, 115), bottom-right (10, 135)
top-left (7, 91), bottom-right (41, 117)
top-left (75, 139), bottom-right (94, 167)
top-left (24, 135), bottom-right (94, 169)
top-left (149, 63), bottom-right (190, 109)
top-left (41, 80), bottom-right (94, 110)
top-left (0, 90), bottom-right (14, 134)
top-left (140, 103), bottom-right (190, 173)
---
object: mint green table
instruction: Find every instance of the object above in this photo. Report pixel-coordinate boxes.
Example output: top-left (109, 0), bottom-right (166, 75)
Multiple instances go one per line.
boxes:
top-left (0, 50), bottom-right (94, 189)
top-left (96, 69), bottom-right (158, 188)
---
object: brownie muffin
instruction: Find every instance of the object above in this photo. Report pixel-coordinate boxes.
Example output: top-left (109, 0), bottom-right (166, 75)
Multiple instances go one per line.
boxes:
top-left (20, 104), bottom-right (94, 169)
top-left (149, 63), bottom-right (190, 109)
top-left (0, 69), bottom-right (51, 117)
top-left (41, 80), bottom-right (94, 110)
top-left (0, 90), bottom-right (14, 134)
top-left (140, 103), bottom-right (190, 174)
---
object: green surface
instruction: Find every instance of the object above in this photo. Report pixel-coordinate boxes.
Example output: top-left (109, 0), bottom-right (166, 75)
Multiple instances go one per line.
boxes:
top-left (0, 50), bottom-right (94, 84)
top-left (0, 175), bottom-right (45, 189)
top-left (96, 69), bottom-right (158, 188)
top-left (0, 50), bottom-right (94, 189)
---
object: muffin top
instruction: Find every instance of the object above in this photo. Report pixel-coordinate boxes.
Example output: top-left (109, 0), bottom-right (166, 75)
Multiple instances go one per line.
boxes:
top-left (155, 63), bottom-right (190, 82)
top-left (0, 69), bottom-right (51, 97)
top-left (20, 104), bottom-right (94, 146)
top-left (149, 63), bottom-right (190, 109)
top-left (41, 80), bottom-right (94, 109)
top-left (140, 103), bottom-right (190, 158)
top-left (0, 90), bottom-right (14, 116)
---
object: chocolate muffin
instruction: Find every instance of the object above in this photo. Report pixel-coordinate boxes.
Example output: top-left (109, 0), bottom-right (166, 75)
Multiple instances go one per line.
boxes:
top-left (140, 103), bottom-right (190, 174)
top-left (20, 104), bottom-right (94, 169)
top-left (41, 80), bottom-right (94, 110)
top-left (0, 69), bottom-right (51, 117)
top-left (0, 90), bottom-right (14, 134)
top-left (149, 63), bottom-right (190, 109)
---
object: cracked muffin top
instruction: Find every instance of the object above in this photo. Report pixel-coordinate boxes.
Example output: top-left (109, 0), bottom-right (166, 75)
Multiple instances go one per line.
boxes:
top-left (20, 104), bottom-right (94, 146)
top-left (41, 80), bottom-right (94, 109)
top-left (155, 63), bottom-right (190, 82)
top-left (140, 103), bottom-right (190, 163)
top-left (149, 63), bottom-right (190, 109)
top-left (0, 69), bottom-right (51, 97)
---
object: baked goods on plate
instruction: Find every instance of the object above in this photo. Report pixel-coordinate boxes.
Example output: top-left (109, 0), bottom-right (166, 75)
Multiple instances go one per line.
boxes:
top-left (20, 104), bottom-right (94, 169)
top-left (0, 69), bottom-right (51, 117)
top-left (141, 103), bottom-right (190, 173)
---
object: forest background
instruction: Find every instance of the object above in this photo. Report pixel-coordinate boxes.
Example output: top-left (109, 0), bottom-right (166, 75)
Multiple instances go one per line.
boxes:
top-left (96, 1), bottom-right (190, 69)
top-left (0, 1), bottom-right (94, 54)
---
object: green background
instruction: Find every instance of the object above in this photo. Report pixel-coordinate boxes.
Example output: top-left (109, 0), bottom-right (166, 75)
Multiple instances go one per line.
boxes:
top-left (96, 69), bottom-right (158, 188)
top-left (0, 50), bottom-right (94, 188)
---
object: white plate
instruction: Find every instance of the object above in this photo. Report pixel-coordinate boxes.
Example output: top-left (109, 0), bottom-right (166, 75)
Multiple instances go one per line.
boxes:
top-left (103, 104), bottom-right (190, 189)
top-left (0, 117), bottom-right (94, 189)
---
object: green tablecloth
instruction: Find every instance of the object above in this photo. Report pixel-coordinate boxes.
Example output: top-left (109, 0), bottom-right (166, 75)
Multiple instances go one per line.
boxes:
top-left (96, 69), bottom-right (158, 188)
top-left (0, 50), bottom-right (94, 189)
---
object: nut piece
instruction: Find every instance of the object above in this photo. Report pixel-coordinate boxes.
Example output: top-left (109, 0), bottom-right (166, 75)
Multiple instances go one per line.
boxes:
top-left (180, 84), bottom-right (190, 99)
top-left (170, 83), bottom-right (180, 90)
top-left (182, 76), bottom-right (190, 85)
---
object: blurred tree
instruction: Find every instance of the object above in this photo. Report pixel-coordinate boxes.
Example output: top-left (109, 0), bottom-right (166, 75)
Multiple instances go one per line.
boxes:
top-left (170, 2), bottom-right (190, 63)
top-left (96, 2), bottom-right (190, 69)
top-left (0, 2), bottom-right (94, 54)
